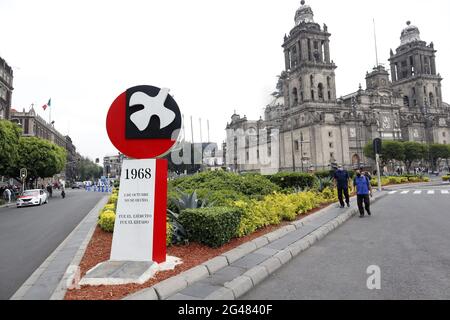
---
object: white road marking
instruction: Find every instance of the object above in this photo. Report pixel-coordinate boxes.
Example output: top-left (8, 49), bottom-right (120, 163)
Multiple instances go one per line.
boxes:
top-left (413, 190), bottom-right (422, 194)
top-left (388, 191), bottom-right (397, 194)
top-left (400, 190), bottom-right (410, 194)
top-left (427, 190), bottom-right (435, 194)
top-left (441, 190), bottom-right (449, 194)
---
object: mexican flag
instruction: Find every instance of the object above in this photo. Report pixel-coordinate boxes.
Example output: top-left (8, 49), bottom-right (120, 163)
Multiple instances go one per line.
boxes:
top-left (42, 98), bottom-right (51, 111)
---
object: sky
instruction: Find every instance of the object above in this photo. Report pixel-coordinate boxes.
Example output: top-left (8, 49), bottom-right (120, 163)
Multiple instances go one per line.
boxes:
top-left (1, 0), bottom-right (449, 161)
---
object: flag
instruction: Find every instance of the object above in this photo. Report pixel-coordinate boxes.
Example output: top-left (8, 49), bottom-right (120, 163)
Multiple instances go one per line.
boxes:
top-left (42, 98), bottom-right (51, 111)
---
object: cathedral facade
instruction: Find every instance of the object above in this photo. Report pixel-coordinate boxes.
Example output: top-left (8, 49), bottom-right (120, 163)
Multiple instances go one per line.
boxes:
top-left (225, 1), bottom-right (450, 173)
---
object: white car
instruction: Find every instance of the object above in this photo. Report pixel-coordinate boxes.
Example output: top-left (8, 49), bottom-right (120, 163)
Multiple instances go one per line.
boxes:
top-left (16, 189), bottom-right (48, 208)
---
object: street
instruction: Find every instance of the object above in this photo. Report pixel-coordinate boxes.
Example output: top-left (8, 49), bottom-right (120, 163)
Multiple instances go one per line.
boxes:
top-left (0, 189), bottom-right (104, 300)
top-left (241, 184), bottom-right (450, 300)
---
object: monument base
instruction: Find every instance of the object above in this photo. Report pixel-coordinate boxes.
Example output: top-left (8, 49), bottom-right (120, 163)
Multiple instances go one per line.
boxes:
top-left (79, 256), bottom-right (182, 286)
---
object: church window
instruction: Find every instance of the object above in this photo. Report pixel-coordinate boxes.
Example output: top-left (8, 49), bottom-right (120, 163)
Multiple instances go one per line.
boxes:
top-left (329, 142), bottom-right (333, 148)
top-left (308, 39), bottom-right (312, 61)
top-left (403, 96), bottom-right (410, 107)
top-left (328, 131), bottom-right (333, 138)
top-left (314, 41), bottom-right (319, 50)
top-left (443, 132), bottom-right (446, 137)
top-left (292, 87), bottom-right (298, 105)
top-left (412, 87), bottom-right (416, 95)
top-left (429, 93), bottom-right (434, 106)
top-left (299, 78), bottom-right (303, 88)
top-left (311, 90), bottom-right (315, 101)
top-left (300, 91), bottom-right (304, 102)
top-left (294, 140), bottom-right (299, 151)
top-left (423, 86), bottom-right (427, 95)
top-left (268, 146), bottom-right (272, 157)
top-left (330, 152), bottom-right (335, 159)
top-left (246, 152), bottom-right (249, 161)
top-left (413, 99), bottom-right (417, 107)
top-left (328, 91), bottom-right (331, 100)
top-left (310, 75), bottom-right (314, 86)
top-left (327, 77), bottom-right (331, 88)
top-left (318, 83), bottom-right (324, 100)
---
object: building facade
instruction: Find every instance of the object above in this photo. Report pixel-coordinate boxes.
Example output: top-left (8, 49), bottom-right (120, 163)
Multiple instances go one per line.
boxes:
top-left (0, 56), bottom-right (14, 120)
top-left (103, 153), bottom-right (125, 179)
top-left (10, 106), bottom-right (78, 180)
top-left (226, 1), bottom-right (450, 173)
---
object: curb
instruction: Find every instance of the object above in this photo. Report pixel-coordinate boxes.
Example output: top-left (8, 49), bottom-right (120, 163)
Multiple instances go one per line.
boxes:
top-left (10, 195), bottom-right (109, 300)
top-left (124, 191), bottom-right (388, 300)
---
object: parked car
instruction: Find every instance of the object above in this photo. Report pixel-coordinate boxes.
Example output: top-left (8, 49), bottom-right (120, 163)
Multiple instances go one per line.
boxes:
top-left (16, 189), bottom-right (48, 208)
top-left (71, 182), bottom-right (84, 189)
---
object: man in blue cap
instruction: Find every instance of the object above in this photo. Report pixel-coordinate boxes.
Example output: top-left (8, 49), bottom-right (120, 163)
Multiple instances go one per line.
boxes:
top-left (354, 169), bottom-right (373, 218)
top-left (333, 165), bottom-right (350, 208)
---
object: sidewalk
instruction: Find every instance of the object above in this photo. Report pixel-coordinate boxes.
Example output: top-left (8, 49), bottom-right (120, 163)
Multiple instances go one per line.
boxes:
top-left (124, 190), bottom-right (388, 300)
top-left (10, 195), bottom-right (109, 300)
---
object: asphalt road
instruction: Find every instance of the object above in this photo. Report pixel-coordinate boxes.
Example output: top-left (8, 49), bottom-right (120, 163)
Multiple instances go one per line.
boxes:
top-left (0, 189), bottom-right (104, 300)
top-left (241, 184), bottom-right (450, 300)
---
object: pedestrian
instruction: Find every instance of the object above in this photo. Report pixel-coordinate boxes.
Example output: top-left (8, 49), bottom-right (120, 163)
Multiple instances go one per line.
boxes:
top-left (4, 188), bottom-right (12, 203)
top-left (60, 180), bottom-right (66, 198)
top-left (47, 184), bottom-right (53, 198)
top-left (333, 165), bottom-right (350, 208)
top-left (360, 166), bottom-right (372, 181)
top-left (354, 169), bottom-right (373, 218)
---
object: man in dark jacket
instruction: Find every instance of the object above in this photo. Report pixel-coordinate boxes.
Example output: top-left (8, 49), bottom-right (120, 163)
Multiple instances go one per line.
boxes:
top-left (354, 169), bottom-right (373, 218)
top-left (334, 165), bottom-right (350, 208)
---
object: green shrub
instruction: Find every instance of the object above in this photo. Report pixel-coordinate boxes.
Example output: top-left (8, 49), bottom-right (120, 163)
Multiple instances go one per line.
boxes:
top-left (166, 222), bottom-right (173, 247)
top-left (314, 170), bottom-right (333, 179)
top-left (233, 189), bottom-right (335, 238)
top-left (179, 207), bottom-right (242, 248)
top-left (442, 175), bottom-right (450, 182)
top-left (170, 171), bottom-right (279, 197)
top-left (267, 172), bottom-right (316, 190)
top-left (98, 210), bottom-right (115, 232)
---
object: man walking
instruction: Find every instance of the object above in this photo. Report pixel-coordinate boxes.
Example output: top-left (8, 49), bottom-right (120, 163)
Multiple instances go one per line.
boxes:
top-left (4, 187), bottom-right (11, 203)
top-left (354, 169), bottom-right (373, 218)
top-left (334, 165), bottom-right (350, 208)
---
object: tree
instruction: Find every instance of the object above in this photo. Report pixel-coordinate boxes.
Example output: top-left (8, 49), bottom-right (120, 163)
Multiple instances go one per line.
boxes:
top-left (8, 137), bottom-right (67, 185)
top-left (0, 120), bottom-right (21, 176)
top-left (76, 157), bottom-right (103, 181)
top-left (403, 141), bottom-right (427, 173)
top-left (381, 141), bottom-right (405, 165)
top-left (363, 141), bottom-right (375, 160)
top-left (429, 144), bottom-right (450, 171)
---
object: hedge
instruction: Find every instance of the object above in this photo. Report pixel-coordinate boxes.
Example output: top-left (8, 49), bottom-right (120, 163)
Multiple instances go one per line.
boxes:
top-left (267, 172), bottom-right (316, 190)
top-left (234, 188), bottom-right (338, 237)
top-left (179, 207), bottom-right (242, 248)
top-left (170, 170), bottom-right (280, 196)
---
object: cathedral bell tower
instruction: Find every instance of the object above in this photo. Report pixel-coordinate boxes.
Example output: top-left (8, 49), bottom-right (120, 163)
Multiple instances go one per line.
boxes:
top-left (389, 21), bottom-right (443, 113)
top-left (282, 1), bottom-right (337, 108)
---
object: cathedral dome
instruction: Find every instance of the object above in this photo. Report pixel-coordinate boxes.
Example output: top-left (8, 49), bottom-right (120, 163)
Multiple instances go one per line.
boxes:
top-left (400, 21), bottom-right (421, 45)
top-left (295, 0), bottom-right (314, 25)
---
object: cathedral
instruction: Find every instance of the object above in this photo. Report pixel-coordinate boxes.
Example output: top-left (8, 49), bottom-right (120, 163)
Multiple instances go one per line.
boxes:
top-left (225, 0), bottom-right (450, 173)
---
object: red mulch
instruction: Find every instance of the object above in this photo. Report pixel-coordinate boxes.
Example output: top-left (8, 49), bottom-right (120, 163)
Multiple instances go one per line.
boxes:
top-left (64, 203), bottom-right (330, 300)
